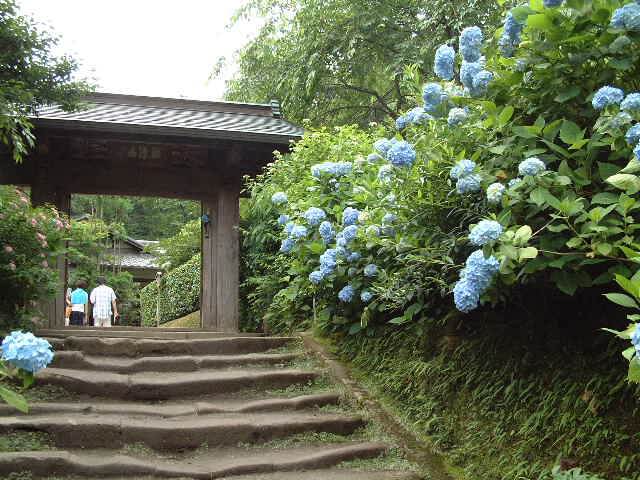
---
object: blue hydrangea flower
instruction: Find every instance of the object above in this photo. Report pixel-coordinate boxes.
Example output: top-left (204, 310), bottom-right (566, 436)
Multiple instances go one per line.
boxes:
top-left (336, 233), bottom-right (347, 248)
top-left (277, 214), bottom-right (290, 225)
top-left (453, 250), bottom-right (500, 312)
top-left (378, 165), bottom-right (394, 183)
top-left (611, 3), bottom-right (640, 31)
top-left (319, 222), bottom-right (334, 244)
top-left (320, 248), bottom-right (339, 274)
top-left (625, 124), bottom-right (640, 145)
top-left (271, 192), bottom-right (288, 205)
top-left (347, 251), bottom-right (361, 263)
top-left (460, 61), bottom-right (484, 90)
top-left (434, 44), bottom-right (456, 80)
top-left (543, 0), bottom-right (563, 6)
top-left (508, 178), bottom-right (522, 188)
top-left (448, 108), bottom-right (468, 127)
top-left (456, 174), bottom-right (482, 194)
top-left (450, 159), bottom-right (476, 180)
top-left (486, 183), bottom-right (505, 204)
top-left (515, 59), bottom-right (528, 72)
top-left (366, 225), bottom-right (381, 237)
top-left (382, 226), bottom-right (396, 237)
top-left (592, 86), bottom-right (625, 110)
top-left (284, 221), bottom-right (295, 234)
top-left (373, 138), bottom-right (393, 157)
top-left (382, 213), bottom-right (397, 225)
top-left (407, 107), bottom-right (432, 124)
top-left (471, 70), bottom-right (493, 96)
top-left (342, 207), bottom-right (360, 226)
top-left (611, 112), bottom-right (633, 129)
top-left (518, 157), bottom-right (546, 176)
top-left (338, 284), bottom-right (356, 303)
top-left (634, 142), bottom-right (640, 160)
top-left (387, 140), bottom-right (416, 168)
top-left (303, 207), bottom-right (326, 226)
top-left (423, 83), bottom-right (447, 113)
top-left (364, 264), bottom-right (379, 277)
top-left (290, 225), bottom-right (308, 240)
top-left (395, 115), bottom-right (410, 131)
top-left (469, 220), bottom-right (503, 246)
top-left (1, 331), bottom-right (54, 373)
top-left (309, 270), bottom-right (324, 284)
top-left (499, 11), bottom-right (525, 57)
top-left (631, 323), bottom-right (640, 356)
top-left (342, 225), bottom-right (359, 242)
top-left (311, 162), bottom-right (353, 178)
top-left (361, 291), bottom-right (373, 303)
top-left (280, 238), bottom-right (295, 253)
top-left (368, 153), bottom-right (383, 163)
top-left (622, 93), bottom-right (640, 112)
top-left (459, 26), bottom-right (483, 62)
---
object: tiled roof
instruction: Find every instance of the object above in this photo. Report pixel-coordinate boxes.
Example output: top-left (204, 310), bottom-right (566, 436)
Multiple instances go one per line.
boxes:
top-left (102, 253), bottom-right (159, 270)
top-left (33, 93), bottom-right (304, 144)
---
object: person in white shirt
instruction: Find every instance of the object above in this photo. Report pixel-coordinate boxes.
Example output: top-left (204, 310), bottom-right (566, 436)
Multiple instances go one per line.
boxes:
top-left (90, 276), bottom-right (118, 328)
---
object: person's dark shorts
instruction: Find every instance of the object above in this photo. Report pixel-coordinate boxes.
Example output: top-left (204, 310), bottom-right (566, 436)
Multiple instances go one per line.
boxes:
top-left (70, 311), bottom-right (85, 326)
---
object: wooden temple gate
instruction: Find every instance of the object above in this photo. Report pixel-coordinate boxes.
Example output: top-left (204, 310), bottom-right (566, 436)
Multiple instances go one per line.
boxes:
top-left (0, 93), bottom-right (302, 332)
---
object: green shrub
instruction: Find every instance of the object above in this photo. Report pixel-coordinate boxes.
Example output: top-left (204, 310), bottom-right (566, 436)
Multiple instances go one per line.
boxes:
top-left (140, 254), bottom-right (200, 325)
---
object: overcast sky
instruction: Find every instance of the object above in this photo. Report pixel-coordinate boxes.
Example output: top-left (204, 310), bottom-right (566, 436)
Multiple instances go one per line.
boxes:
top-left (18, 0), bottom-right (258, 101)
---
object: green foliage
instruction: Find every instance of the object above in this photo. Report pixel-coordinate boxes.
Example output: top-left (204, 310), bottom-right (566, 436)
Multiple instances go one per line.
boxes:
top-left (225, 0), bottom-right (502, 126)
top-left (0, 186), bottom-right (69, 331)
top-left (552, 466), bottom-right (605, 480)
top-left (152, 219), bottom-right (200, 271)
top-left (0, 0), bottom-right (90, 162)
top-left (71, 195), bottom-right (200, 240)
top-left (140, 254), bottom-right (201, 326)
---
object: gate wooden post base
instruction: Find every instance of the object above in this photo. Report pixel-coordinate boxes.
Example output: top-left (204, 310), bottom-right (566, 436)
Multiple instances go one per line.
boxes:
top-left (201, 185), bottom-right (240, 332)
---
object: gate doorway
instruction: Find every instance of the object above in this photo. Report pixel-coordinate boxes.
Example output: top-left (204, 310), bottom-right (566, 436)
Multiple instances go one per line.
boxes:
top-left (0, 93), bottom-right (302, 332)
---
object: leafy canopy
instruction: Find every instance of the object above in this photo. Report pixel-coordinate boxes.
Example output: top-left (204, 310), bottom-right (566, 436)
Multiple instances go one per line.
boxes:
top-left (224, 0), bottom-right (502, 126)
top-left (0, 0), bottom-right (91, 162)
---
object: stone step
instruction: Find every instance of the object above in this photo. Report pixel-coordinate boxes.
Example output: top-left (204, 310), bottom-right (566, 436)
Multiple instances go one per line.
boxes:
top-left (0, 443), bottom-right (388, 479)
top-left (51, 350), bottom-right (300, 373)
top-left (0, 393), bottom-right (340, 417)
top-left (37, 367), bottom-right (318, 399)
top-left (0, 412), bottom-right (365, 450)
top-left (38, 327), bottom-right (264, 340)
top-left (46, 335), bottom-right (294, 357)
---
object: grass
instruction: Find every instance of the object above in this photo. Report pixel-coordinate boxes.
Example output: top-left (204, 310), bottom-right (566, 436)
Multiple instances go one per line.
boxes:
top-left (0, 431), bottom-right (54, 453)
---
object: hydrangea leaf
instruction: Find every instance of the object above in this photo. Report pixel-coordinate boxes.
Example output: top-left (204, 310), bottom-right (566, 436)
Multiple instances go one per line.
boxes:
top-left (519, 246), bottom-right (538, 261)
top-left (604, 292), bottom-right (638, 309)
top-left (591, 192), bottom-right (619, 205)
top-left (527, 13), bottom-right (554, 32)
top-left (498, 106), bottom-right (514, 127)
top-left (554, 86), bottom-right (581, 103)
top-left (559, 120), bottom-right (584, 145)
top-left (628, 358), bottom-right (640, 383)
top-left (514, 225), bottom-right (533, 245)
top-left (0, 385), bottom-right (28, 413)
top-left (620, 158), bottom-right (640, 174)
top-left (308, 242), bottom-right (326, 254)
top-left (606, 174), bottom-right (640, 194)
top-left (622, 346), bottom-right (636, 361)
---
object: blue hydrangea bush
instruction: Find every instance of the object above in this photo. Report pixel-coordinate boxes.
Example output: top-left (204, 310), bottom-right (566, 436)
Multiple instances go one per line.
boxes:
top-left (0, 330), bottom-right (54, 412)
top-left (244, 0), bottom-right (640, 384)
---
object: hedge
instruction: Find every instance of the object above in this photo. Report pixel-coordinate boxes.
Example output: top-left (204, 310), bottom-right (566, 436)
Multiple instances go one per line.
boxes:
top-left (140, 253), bottom-right (200, 326)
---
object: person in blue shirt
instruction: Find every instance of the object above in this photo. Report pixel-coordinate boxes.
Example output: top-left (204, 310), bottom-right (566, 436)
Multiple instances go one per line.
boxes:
top-left (69, 279), bottom-right (89, 326)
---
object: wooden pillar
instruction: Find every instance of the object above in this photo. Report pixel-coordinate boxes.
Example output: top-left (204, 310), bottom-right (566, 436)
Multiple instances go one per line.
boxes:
top-left (201, 185), bottom-right (240, 332)
top-left (31, 139), bottom-right (70, 329)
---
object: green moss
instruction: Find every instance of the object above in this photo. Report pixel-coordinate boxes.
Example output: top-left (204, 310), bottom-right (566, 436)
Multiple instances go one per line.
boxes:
top-left (324, 323), bottom-right (640, 480)
top-left (0, 431), bottom-right (54, 452)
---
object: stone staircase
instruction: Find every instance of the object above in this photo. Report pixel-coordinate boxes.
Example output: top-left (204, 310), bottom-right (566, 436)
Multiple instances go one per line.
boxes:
top-left (0, 328), bottom-right (421, 479)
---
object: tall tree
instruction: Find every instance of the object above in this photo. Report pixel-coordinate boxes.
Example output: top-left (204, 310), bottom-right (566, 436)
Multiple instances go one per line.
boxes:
top-left (224, 0), bottom-right (502, 126)
top-left (0, 0), bottom-right (90, 162)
